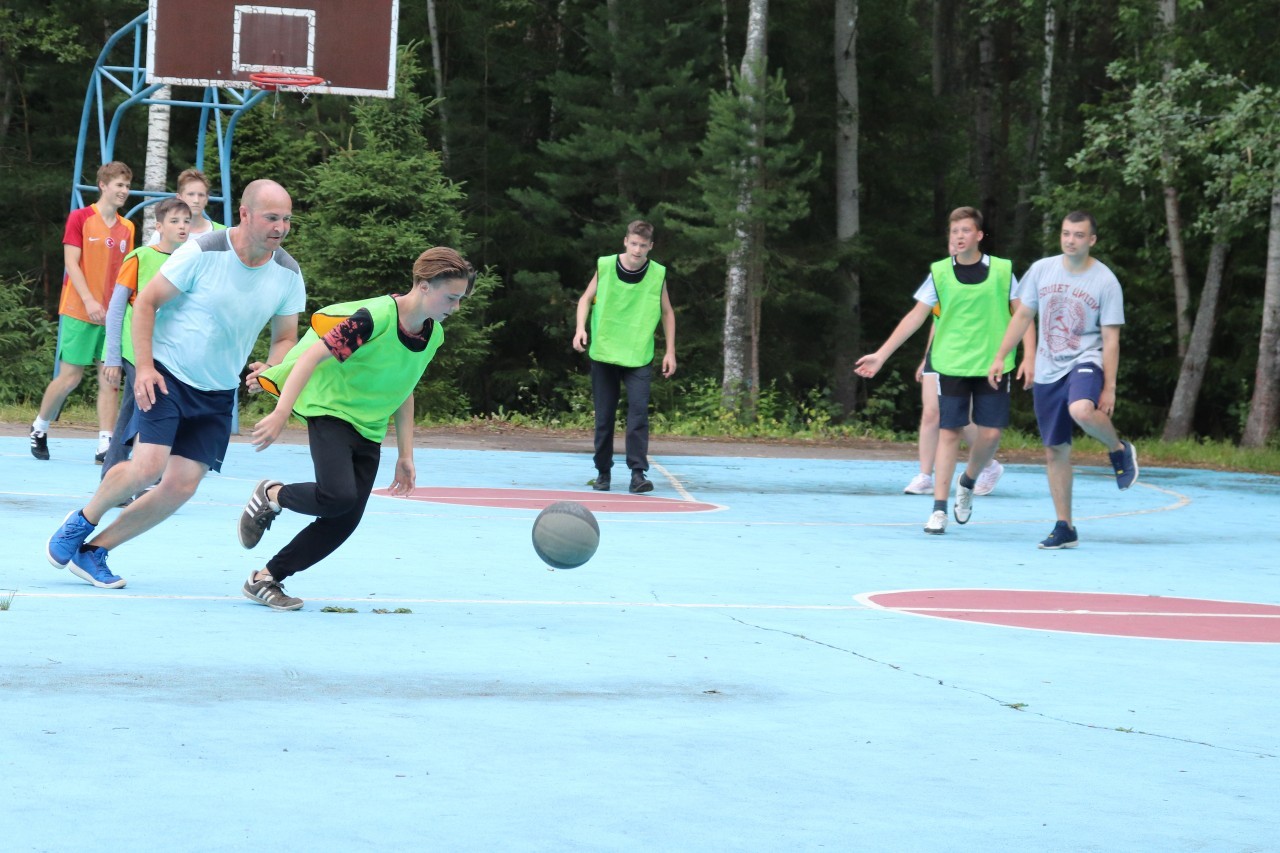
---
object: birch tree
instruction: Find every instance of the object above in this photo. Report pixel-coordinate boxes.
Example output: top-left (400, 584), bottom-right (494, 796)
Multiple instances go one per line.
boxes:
top-left (1072, 64), bottom-right (1265, 441)
top-left (1156, 0), bottom-right (1192, 358)
top-left (829, 0), bottom-right (861, 415)
top-left (721, 0), bottom-right (767, 415)
top-left (1244, 188), bottom-right (1280, 447)
top-left (1013, 0), bottom-right (1057, 248)
top-left (141, 86), bottom-right (171, 243)
top-left (1231, 88), bottom-right (1280, 446)
top-left (425, 0), bottom-right (450, 168)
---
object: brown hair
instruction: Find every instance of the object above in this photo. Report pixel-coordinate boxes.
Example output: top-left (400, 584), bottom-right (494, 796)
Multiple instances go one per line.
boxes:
top-left (97, 161), bottom-right (132, 186)
top-left (413, 247), bottom-right (476, 296)
top-left (154, 197), bottom-right (192, 222)
top-left (948, 206), bottom-right (983, 230)
top-left (626, 220), bottom-right (654, 242)
top-left (176, 169), bottom-right (210, 192)
top-left (1064, 210), bottom-right (1098, 237)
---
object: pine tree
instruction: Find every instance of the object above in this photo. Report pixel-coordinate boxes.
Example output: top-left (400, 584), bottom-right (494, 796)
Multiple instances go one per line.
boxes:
top-left (666, 66), bottom-right (816, 417)
top-left (287, 46), bottom-right (498, 418)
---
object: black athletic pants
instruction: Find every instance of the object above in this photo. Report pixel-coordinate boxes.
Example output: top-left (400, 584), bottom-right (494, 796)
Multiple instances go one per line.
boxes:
top-left (590, 359), bottom-right (651, 473)
top-left (267, 415), bottom-right (381, 581)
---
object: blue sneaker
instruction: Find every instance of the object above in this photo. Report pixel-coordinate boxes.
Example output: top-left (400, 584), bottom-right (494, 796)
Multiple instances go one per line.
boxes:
top-left (1109, 440), bottom-right (1139, 490)
top-left (1038, 521), bottom-right (1079, 550)
top-left (68, 546), bottom-right (126, 589)
top-left (47, 510), bottom-right (96, 568)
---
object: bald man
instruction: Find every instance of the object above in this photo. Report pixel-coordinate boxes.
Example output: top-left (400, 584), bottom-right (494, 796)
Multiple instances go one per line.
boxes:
top-left (46, 180), bottom-right (307, 590)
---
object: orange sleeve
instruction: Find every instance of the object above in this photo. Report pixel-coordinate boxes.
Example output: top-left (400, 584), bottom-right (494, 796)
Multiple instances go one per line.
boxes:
top-left (117, 254), bottom-right (141, 302)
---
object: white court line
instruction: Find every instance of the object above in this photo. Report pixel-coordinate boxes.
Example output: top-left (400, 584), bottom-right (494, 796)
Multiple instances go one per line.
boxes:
top-left (652, 460), bottom-right (697, 502)
top-left (7, 591), bottom-right (864, 610)
top-left (872, 607), bottom-right (1280, 619)
top-left (0, 479), bottom-right (1194, 527)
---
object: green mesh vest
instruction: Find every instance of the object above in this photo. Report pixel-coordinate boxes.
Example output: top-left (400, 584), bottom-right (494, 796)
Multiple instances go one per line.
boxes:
top-left (929, 256), bottom-right (1015, 377)
top-left (588, 256), bottom-right (666, 368)
top-left (261, 295), bottom-right (443, 442)
top-left (120, 247), bottom-right (170, 364)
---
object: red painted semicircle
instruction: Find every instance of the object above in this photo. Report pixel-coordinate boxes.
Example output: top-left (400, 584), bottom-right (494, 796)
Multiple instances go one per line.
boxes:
top-left (859, 589), bottom-right (1280, 644)
top-left (371, 486), bottom-right (720, 514)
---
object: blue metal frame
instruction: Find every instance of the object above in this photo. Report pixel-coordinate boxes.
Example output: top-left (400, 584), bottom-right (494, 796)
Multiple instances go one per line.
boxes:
top-left (68, 11), bottom-right (270, 430)
top-left (71, 11), bottom-right (268, 221)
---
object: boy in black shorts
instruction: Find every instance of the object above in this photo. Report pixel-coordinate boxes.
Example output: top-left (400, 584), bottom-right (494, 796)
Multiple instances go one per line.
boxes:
top-left (856, 207), bottom-right (1034, 534)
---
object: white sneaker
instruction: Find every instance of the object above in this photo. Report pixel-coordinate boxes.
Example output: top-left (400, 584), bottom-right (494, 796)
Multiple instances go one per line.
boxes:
top-left (954, 482), bottom-right (974, 524)
top-left (974, 460), bottom-right (1004, 496)
top-left (903, 473), bottom-right (934, 495)
top-left (924, 510), bottom-right (947, 535)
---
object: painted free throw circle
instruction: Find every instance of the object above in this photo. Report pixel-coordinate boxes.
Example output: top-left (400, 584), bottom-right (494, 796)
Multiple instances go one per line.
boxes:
top-left (371, 486), bottom-right (721, 513)
top-left (857, 589), bottom-right (1280, 643)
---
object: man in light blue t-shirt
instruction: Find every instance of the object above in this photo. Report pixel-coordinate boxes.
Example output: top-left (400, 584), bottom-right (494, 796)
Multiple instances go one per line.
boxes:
top-left (989, 210), bottom-right (1139, 551)
top-left (46, 179), bottom-right (306, 590)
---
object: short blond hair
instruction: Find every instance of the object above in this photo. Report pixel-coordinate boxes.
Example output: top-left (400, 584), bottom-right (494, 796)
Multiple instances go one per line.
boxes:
top-left (97, 161), bottom-right (132, 185)
top-left (176, 169), bottom-right (210, 192)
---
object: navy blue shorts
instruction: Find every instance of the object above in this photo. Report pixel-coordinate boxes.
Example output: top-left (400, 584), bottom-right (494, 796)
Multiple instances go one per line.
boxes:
top-left (136, 361), bottom-right (235, 472)
top-left (1033, 362), bottom-right (1105, 446)
top-left (937, 373), bottom-right (1011, 430)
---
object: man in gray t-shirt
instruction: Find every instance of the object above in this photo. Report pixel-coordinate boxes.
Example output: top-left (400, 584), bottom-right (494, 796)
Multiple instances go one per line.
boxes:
top-left (1018, 251), bottom-right (1124, 384)
top-left (988, 211), bottom-right (1139, 551)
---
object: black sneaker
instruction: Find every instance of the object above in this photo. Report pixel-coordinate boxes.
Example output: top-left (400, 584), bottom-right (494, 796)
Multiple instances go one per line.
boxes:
top-left (30, 430), bottom-right (49, 460)
top-left (592, 471), bottom-right (611, 491)
top-left (94, 450), bottom-right (106, 465)
top-left (1038, 521), bottom-right (1079, 550)
top-left (242, 571), bottom-right (303, 610)
top-left (238, 479), bottom-right (283, 549)
top-left (1109, 440), bottom-right (1139, 490)
top-left (629, 470), bottom-right (653, 494)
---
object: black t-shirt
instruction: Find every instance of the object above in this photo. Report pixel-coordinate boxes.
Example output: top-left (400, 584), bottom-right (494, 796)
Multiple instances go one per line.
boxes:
top-left (951, 256), bottom-right (991, 285)
top-left (321, 297), bottom-right (433, 362)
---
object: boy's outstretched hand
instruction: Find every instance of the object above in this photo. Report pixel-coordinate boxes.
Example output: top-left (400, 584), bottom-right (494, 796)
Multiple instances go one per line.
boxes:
top-left (854, 353), bottom-right (884, 379)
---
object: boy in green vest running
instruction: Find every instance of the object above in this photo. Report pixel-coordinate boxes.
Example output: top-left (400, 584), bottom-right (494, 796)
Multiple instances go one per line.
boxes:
top-left (855, 207), bottom-right (1035, 535)
top-left (236, 247), bottom-right (475, 610)
top-left (101, 196), bottom-right (192, 477)
top-left (572, 220), bottom-right (677, 494)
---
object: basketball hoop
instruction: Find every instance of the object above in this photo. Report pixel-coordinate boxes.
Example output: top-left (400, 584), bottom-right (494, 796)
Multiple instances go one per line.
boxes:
top-left (249, 72), bottom-right (325, 93)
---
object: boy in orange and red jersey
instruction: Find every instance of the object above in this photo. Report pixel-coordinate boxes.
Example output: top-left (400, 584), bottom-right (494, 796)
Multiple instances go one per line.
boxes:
top-left (31, 162), bottom-right (136, 462)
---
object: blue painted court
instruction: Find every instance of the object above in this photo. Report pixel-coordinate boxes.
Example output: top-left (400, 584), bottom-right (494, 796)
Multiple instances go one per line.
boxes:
top-left (2, 434), bottom-right (1277, 850)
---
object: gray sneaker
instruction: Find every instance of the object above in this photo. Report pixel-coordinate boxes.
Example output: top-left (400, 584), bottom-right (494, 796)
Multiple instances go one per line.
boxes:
top-left (242, 572), bottom-right (303, 611)
top-left (238, 479), bottom-right (283, 549)
top-left (954, 481), bottom-right (974, 524)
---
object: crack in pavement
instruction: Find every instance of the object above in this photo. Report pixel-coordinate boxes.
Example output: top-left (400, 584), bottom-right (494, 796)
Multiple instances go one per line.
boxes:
top-left (727, 614), bottom-right (1277, 759)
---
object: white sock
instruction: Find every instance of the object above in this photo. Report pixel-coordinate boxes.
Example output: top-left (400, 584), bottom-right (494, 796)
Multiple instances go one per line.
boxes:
top-left (97, 431), bottom-right (112, 453)
top-left (33, 417), bottom-right (51, 434)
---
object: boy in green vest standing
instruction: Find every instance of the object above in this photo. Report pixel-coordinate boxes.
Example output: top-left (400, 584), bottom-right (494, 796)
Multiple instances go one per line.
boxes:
top-left (101, 197), bottom-right (192, 477)
top-left (855, 207), bottom-right (1035, 534)
top-left (573, 220), bottom-right (677, 493)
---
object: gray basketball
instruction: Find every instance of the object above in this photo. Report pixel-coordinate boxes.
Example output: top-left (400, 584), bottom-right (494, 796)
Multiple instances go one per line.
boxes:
top-left (532, 501), bottom-right (600, 569)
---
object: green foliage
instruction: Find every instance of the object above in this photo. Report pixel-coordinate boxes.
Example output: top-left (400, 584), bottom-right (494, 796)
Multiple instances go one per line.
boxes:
top-left (290, 48), bottom-right (469, 308)
top-left (664, 67), bottom-right (818, 272)
top-left (282, 45), bottom-right (498, 418)
top-left (208, 100), bottom-right (322, 206)
top-left (0, 5), bottom-right (90, 67)
top-left (0, 274), bottom-right (56, 404)
top-left (10, 0), bottom-right (1280, 446)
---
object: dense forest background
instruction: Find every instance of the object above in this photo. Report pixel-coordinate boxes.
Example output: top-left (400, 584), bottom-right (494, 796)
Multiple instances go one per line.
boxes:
top-left (2, 0), bottom-right (1278, 444)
